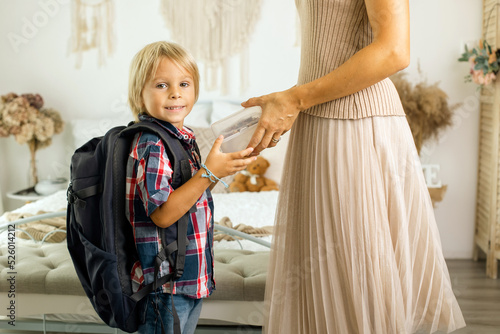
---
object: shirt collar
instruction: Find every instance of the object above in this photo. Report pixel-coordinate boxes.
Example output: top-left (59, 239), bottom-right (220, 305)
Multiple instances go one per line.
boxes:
top-left (138, 114), bottom-right (196, 147)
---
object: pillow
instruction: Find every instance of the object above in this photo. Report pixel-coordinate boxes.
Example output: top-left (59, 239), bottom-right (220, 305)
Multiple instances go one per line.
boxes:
top-left (70, 116), bottom-right (132, 150)
top-left (210, 100), bottom-right (242, 123)
top-left (189, 126), bottom-right (215, 159)
top-left (184, 101), bottom-right (213, 128)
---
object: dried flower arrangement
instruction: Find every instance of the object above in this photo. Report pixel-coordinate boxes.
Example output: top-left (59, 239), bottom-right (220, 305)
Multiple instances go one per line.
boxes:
top-left (390, 72), bottom-right (460, 207)
top-left (390, 72), bottom-right (459, 154)
top-left (0, 93), bottom-right (64, 186)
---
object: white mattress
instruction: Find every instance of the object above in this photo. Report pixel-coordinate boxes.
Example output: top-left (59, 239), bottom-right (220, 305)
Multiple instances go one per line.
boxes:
top-left (0, 190), bottom-right (278, 251)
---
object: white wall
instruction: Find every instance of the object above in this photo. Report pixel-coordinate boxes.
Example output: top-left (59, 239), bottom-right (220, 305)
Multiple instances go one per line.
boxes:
top-left (0, 0), bottom-right (482, 259)
top-left (406, 0), bottom-right (482, 259)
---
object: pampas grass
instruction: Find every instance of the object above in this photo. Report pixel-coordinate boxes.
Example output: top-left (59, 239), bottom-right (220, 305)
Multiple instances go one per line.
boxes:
top-left (390, 72), bottom-right (459, 154)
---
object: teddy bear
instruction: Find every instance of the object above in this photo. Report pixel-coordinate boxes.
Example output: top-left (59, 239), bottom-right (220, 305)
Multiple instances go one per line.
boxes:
top-left (229, 156), bottom-right (279, 192)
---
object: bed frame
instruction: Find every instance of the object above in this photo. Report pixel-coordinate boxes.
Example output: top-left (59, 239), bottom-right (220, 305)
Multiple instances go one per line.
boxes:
top-left (0, 212), bottom-right (269, 334)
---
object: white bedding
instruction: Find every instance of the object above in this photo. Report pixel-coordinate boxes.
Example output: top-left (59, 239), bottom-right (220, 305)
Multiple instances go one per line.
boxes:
top-left (0, 190), bottom-right (278, 251)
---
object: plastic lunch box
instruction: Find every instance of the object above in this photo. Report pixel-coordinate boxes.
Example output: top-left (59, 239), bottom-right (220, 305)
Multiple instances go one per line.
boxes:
top-left (210, 106), bottom-right (262, 153)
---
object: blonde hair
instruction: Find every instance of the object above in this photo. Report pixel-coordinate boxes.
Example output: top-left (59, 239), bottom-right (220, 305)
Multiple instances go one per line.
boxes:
top-left (128, 41), bottom-right (200, 120)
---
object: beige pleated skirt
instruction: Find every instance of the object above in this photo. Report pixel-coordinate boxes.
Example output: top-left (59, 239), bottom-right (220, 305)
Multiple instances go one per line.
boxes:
top-left (264, 113), bottom-right (466, 334)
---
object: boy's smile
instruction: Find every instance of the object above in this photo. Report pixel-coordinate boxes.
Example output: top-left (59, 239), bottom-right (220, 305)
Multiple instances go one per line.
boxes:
top-left (141, 57), bottom-right (195, 129)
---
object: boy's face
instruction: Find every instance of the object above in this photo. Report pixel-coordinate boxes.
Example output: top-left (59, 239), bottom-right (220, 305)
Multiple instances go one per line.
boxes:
top-left (141, 57), bottom-right (195, 129)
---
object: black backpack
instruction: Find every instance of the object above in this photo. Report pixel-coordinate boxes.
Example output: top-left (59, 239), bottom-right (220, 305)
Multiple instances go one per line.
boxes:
top-left (66, 120), bottom-right (197, 334)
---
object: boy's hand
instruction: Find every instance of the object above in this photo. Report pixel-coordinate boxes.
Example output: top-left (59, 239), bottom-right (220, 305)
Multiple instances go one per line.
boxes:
top-left (204, 135), bottom-right (256, 178)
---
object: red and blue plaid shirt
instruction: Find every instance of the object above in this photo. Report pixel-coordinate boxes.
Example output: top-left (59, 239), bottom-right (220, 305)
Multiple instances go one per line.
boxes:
top-left (125, 115), bottom-right (215, 299)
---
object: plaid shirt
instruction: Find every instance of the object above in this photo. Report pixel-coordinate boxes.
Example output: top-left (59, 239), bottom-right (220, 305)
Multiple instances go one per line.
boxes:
top-left (125, 115), bottom-right (215, 299)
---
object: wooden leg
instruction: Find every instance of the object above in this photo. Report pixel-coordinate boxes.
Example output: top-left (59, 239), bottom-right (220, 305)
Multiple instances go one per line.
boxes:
top-left (472, 238), bottom-right (487, 261)
top-left (486, 251), bottom-right (498, 279)
top-left (473, 243), bottom-right (480, 262)
top-left (493, 258), bottom-right (498, 279)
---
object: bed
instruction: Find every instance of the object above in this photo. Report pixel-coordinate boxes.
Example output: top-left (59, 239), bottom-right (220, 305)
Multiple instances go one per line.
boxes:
top-left (0, 190), bottom-right (278, 333)
top-left (0, 100), bottom-right (288, 333)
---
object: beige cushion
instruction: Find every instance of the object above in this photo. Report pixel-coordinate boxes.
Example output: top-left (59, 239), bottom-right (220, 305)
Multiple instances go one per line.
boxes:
top-left (210, 250), bottom-right (268, 301)
top-left (0, 242), bottom-right (268, 301)
top-left (0, 242), bottom-right (85, 295)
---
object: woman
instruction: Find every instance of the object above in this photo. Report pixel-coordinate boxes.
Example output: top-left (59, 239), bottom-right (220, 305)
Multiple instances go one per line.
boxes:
top-left (242, 0), bottom-right (466, 333)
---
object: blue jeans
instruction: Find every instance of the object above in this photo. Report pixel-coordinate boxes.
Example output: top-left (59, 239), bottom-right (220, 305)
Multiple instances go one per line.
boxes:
top-left (138, 293), bottom-right (202, 334)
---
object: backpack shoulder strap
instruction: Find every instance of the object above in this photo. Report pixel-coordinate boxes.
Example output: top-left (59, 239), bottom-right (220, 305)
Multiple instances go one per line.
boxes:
top-left (123, 120), bottom-right (195, 280)
top-left (121, 121), bottom-right (192, 188)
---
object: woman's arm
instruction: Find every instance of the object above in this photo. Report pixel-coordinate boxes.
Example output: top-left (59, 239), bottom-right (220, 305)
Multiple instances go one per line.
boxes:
top-left (297, 0), bottom-right (410, 109)
top-left (242, 0), bottom-right (410, 154)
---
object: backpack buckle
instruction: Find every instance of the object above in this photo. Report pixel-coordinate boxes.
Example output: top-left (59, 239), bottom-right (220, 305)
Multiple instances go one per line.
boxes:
top-left (67, 184), bottom-right (86, 209)
top-left (67, 184), bottom-right (75, 203)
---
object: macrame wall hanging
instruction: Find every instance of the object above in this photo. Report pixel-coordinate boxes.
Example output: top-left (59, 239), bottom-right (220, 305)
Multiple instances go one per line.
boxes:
top-left (161, 0), bottom-right (262, 95)
top-left (69, 0), bottom-right (116, 69)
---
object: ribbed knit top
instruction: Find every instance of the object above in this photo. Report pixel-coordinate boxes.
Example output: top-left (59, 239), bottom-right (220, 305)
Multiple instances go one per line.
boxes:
top-left (296, 0), bottom-right (406, 119)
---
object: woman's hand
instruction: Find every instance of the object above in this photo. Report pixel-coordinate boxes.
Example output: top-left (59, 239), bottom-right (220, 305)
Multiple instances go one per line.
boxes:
top-left (241, 88), bottom-right (302, 155)
top-left (204, 135), bottom-right (256, 178)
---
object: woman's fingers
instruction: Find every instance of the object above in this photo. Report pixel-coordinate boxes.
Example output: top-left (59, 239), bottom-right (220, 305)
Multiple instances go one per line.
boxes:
top-left (247, 125), bottom-right (266, 151)
top-left (268, 131), bottom-right (283, 148)
top-left (259, 131), bottom-right (275, 151)
top-left (255, 129), bottom-right (284, 152)
top-left (247, 126), bottom-right (284, 154)
top-left (248, 120), bottom-right (280, 154)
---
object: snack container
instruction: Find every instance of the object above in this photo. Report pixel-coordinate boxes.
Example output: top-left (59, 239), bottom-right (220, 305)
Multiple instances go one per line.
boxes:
top-left (211, 106), bottom-right (262, 153)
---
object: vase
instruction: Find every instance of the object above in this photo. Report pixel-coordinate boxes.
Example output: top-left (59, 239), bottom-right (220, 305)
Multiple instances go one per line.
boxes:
top-left (28, 141), bottom-right (38, 187)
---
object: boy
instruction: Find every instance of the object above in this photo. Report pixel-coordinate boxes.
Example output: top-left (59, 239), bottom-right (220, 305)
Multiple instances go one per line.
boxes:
top-left (126, 41), bottom-right (255, 334)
